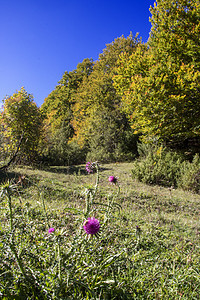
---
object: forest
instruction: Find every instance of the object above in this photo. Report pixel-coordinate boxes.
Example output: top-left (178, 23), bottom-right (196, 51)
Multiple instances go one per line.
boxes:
top-left (0, 0), bottom-right (199, 168)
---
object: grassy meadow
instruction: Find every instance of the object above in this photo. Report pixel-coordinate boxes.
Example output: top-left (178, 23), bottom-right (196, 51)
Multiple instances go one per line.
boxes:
top-left (0, 162), bottom-right (200, 299)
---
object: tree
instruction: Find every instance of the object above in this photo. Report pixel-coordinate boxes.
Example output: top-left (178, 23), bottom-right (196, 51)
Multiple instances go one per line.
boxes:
top-left (72, 33), bottom-right (140, 161)
top-left (149, 0), bottom-right (200, 66)
top-left (41, 58), bottom-right (94, 134)
top-left (44, 119), bottom-right (85, 165)
top-left (114, 0), bottom-right (200, 145)
top-left (0, 87), bottom-right (43, 163)
top-left (40, 58), bottom-right (94, 164)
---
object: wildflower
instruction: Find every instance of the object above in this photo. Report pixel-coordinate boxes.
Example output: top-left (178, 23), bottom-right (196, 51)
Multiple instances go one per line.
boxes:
top-left (108, 176), bottom-right (117, 184)
top-left (48, 228), bottom-right (55, 234)
top-left (83, 217), bottom-right (100, 235)
top-left (85, 161), bottom-right (96, 173)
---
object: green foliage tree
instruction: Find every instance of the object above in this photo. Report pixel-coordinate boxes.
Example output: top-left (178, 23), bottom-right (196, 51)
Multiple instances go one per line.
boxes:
top-left (85, 107), bottom-right (137, 162)
top-left (41, 58), bottom-right (94, 134)
top-left (72, 33), bottom-right (140, 161)
top-left (0, 87), bottom-right (43, 163)
top-left (114, 0), bottom-right (200, 145)
top-left (40, 58), bottom-right (94, 164)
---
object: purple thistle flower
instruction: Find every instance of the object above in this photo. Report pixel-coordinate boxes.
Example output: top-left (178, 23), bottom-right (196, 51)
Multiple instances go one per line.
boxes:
top-left (48, 227), bottom-right (55, 234)
top-left (108, 176), bottom-right (117, 184)
top-left (83, 217), bottom-right (100, 235)
top-left (85, 161), bottom-right (96, 174)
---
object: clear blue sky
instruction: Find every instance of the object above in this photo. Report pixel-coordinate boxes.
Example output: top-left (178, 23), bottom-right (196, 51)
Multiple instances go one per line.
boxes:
top-left (0, 0), bottom-right (154, 107)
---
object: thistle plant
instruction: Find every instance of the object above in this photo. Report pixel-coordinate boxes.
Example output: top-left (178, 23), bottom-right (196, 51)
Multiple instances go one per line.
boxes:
top-left (0, 181), bottom-right (45, 298)
top-left (84, 161), bottom-right (100, 218)
top-left (0, 162), bottom-right (124, 299)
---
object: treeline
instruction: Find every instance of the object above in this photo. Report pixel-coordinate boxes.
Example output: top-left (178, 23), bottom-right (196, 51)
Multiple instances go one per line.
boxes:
top-left (0, 0), bottom-right (199, 166)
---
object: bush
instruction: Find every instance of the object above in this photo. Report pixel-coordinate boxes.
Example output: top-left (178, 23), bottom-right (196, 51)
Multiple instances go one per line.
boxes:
top-left (132, 145), bottom-right (183, 187)
top-left (177, 154), bottom-right (200, 193)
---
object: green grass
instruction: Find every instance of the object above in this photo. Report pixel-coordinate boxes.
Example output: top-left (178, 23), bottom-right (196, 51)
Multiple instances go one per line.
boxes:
top-left (1, 162), bottom-right (200, 299)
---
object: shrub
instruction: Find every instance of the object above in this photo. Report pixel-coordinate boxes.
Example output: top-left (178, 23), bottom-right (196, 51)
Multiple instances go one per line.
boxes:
top-left (43, 139), bottom-right (87, 166)
top-left (132, 145), bottom-right (183, 187)
top-left (86, 128), bottom-right (138, 163)
top-left (178, 154), bottom-right (200, 193)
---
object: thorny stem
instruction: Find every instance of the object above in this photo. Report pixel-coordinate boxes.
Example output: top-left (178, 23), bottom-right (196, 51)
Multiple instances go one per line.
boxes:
top-left (10, 243), bottom-right (42, 297)
top-left (57, 237), bottom-right (62, 283)
top-left (3, 183), bottom-right (45, 298)
top-left (7, 193), bottom-right (13, 233)
top-left (93, 163), bottom-right (99, 199)
top-left (10, 243), bottom-right (28, 280)
top-left (85, 192), bottom-right (90, 218)
top-left (114, 179), bottom-right (121, 196)
top-left (6, 189), bottom-right (33, 286)
top-left (85, 162), bottom-right (100, 217)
